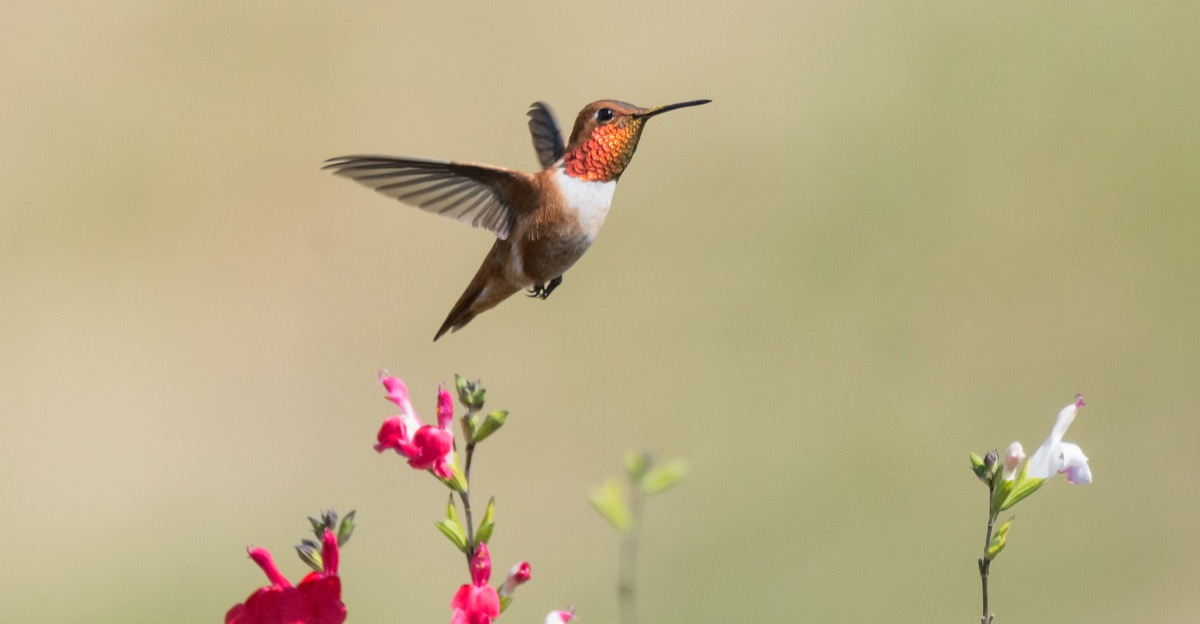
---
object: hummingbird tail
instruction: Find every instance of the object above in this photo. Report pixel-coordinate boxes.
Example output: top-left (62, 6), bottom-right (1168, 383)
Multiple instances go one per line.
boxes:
top-left (434, 268), bottom-right (521, 341)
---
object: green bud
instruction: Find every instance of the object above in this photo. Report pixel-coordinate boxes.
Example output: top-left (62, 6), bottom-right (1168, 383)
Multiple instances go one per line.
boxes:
top-left (625, 452), bottom-right (651, 482)
top-left (640, 458), bottom-right (689, 495)
top-left (337, 510), bottom-right (356, 546)
top-left (296, 542), bottom-right (323, 572)
top-left (472, 410), bottom-right (508, 444)
top-left (462, 413), bottom-right (479, 444)
top-left (588, 478), bottom-right (631, 533)
top-left (454, 375), bottom-right (486, 411)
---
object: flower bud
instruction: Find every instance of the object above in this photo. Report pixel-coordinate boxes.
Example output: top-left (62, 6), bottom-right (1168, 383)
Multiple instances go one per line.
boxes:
top-left (1002, 442), bottom-right (1025, 481)
top-left (500, 561), bottom-right (532, 596)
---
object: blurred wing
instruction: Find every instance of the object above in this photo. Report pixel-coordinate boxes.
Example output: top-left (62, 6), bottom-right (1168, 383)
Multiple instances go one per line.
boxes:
top-left (324, 156), bottom-right (532, 240)
top-left (527, 102), bottom-right (565, 169)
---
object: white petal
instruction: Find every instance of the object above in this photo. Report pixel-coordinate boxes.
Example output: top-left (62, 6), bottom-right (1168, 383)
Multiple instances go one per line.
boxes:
top-left (1060, 442), bottom-right (1092, 484)
top-left (1049, 401), bottom-right (1079, 444)
top-left (1026, 400), bottom-right (1082, 480)
top-left (1026, 439), bottom-right (1059, 479)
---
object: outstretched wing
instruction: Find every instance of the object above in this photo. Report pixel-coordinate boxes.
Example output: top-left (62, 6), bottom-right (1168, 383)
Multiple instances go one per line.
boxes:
top-left (527, 102), bottom-right (565, 169)
top-left (324, 156), bottom-right (533, 240)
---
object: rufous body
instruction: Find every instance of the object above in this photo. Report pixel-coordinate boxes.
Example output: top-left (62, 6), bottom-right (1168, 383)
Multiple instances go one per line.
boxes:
top-left (326, 99), bottom-right (710, 340)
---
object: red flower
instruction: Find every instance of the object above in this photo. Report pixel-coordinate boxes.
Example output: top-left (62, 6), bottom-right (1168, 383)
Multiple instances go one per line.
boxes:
top-left (450, 543), bottom-right (500, 624)
top-left (226, 529), bottom-right (346, 624)
top-left (374, 374), bottom-right (458, 480)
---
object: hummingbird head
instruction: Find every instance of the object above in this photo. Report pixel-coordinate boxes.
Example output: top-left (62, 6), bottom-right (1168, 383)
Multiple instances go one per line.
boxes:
top-left (562, 99), bottom-right (710, 182)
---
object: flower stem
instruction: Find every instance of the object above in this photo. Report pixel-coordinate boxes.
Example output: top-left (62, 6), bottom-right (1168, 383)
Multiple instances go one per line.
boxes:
top-left (979, 480), bottom-right (997, 624)
top-left (459, 408), bottom-right (479, 565)
top-left (618, 476), bottom-right (646, 624)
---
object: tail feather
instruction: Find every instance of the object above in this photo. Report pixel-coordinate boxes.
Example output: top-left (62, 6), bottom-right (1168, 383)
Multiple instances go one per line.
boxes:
top-left (435, 280), bottom-right (484, 341)
top-left (434, 270), bottom-right (522, 341)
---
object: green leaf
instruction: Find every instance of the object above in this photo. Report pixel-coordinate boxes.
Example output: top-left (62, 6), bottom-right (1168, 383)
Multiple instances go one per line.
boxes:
top-left (990, 474), bottom-right (1014, 517)
top-left (499, 595), bottom-right (514, 613)
top-left (969, 452), bottom-right (989, 482)
top-left (986, 517), bottom-right (1014, 560)
top-left (435, 518), bottom-right (469, 553)
top-left (1000, 469), bottom-right (1046, 511)
top-left (472, 410), bottom-right (508, 444)
top-left (476, 497), bottom-right (496, 544)
top-left (437, 460), bottom-right (469, 493)
top-left (588, 478), bottom-right (630, 532)
top-left (640, 458), bottom-right (689, 494)
top-left (445, 496), bottom-right (463, 526)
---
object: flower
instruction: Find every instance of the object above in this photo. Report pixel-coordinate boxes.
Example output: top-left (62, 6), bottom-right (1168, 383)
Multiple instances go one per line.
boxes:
top-left (374, 373), bottom-right (457, 479)
top-left (1002, 442), bottom-right (1025, 481)
top-left (450, 543), bottom-right (501, 624)
top-left (225, 529), bottom-right (346, 624)
top-left (1026, 395), bottom-right (1092, 484)
top-left (500, 561), bottom-right (532, 597)
top-left (545, 607), bottom-right (576, 624)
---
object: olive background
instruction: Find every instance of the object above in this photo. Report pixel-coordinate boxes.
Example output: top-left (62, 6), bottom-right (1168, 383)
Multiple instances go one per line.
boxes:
top-left (3, 2), bottom-right (1198, 622)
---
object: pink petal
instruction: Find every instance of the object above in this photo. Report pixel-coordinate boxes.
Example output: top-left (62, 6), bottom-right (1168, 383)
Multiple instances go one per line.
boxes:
top-left (437, 384), bottom-right (455, 428)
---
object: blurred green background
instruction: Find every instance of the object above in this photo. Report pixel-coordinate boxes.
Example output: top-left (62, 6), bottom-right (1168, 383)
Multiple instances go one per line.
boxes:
top-left (3, 1), bottom-right (1198, 622)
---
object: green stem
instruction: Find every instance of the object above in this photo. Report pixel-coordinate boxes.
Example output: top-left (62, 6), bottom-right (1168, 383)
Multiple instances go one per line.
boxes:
top-left (459, 408), bottom-right (478, 565)
top-left (980, 480), bottom-right (997, 624)
top-left (618, 478), bottom-right (646, 624)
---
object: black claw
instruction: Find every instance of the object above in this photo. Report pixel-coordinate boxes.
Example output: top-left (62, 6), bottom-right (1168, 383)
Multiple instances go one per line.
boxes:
top-left (526, 276), bottom-right (564, 300)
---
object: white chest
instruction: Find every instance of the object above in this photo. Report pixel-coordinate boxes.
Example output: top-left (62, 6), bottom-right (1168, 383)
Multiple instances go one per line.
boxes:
top-left (551, 168), bottom-right (617, 241)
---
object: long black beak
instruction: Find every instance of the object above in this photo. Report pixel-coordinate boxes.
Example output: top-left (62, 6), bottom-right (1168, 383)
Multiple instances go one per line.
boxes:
top-left (633, 99), bottom-right (712, 120)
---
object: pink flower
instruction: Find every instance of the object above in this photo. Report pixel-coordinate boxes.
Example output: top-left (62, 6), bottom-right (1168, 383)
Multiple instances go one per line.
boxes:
top-left (450, 543), bottom-right (501, 624)
top-left (500, 561), bottom-right (532, 596)
top-left (1027, 395), bottom-right (1092, 484)
top-left (225, 529), bottom-right (346, 624)
top-left (1002, 442), bottom-right (1025, 481)
top-left (374, 373), bottom-right (457, 479)
top-left (545, 607), bottom-right (576, 624)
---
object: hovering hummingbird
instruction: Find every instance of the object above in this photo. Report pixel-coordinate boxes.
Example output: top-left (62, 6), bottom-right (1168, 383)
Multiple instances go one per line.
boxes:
top-left (325, 98), bottom-right (711, 340)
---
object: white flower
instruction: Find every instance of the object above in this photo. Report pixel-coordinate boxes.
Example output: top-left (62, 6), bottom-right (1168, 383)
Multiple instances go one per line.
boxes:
top-left (1026, 396), bottom-right (1092, 484)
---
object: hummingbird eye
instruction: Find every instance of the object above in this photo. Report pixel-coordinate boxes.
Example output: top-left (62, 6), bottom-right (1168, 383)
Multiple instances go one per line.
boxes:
top-left (595, 107), bottom-right (614, 122)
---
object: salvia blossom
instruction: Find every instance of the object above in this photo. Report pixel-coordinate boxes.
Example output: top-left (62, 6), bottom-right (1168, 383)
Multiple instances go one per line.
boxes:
top-left (545, 607), bottom-right (577, 624)
top-left (500, 561), bottom-right (532, 597)
top-left (450, 543), bottom-right (501, 624)
top-left (1002, 441), bottom-right (1025, 481)
top-left (225, 529), bottom-right (346, 624)
top-left (374, 373), bottom-right (457, 479)
top-left (1026, 395), bottom-right (1092, 484)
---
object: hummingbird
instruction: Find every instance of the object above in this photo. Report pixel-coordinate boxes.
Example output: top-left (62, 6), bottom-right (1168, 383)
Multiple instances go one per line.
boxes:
top-left (325, 98), bottom-right (711, 340)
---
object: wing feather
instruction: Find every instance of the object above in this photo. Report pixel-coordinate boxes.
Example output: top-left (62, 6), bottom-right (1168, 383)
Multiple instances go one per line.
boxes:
top-left (324, 156), bottom-right (533, 240)
top-left (527, 102), bottom-right (565, 169)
